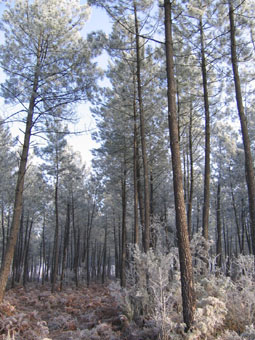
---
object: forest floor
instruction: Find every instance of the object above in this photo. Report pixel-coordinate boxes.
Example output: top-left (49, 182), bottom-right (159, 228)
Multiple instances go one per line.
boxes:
top-left (0, 282), bottom-right (158, 340)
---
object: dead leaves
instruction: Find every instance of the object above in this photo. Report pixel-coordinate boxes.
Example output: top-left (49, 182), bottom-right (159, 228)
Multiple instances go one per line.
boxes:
top-left (0, 283), bottom-right (131, 339)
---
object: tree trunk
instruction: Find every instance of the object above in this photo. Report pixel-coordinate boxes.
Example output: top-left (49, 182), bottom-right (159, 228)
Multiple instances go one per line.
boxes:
top-left (134, 1), bottom-right (150, 252)
top-left (121, 152), bottom-right (127, 287)
top-left (60, 203), bottom-right (70, 291)
top-left (164, 0), bottom-right (196, 330)
top-left (229, 172), bottom-right (242, 252)
top-left (23, 219), bottom-right (33, 286)
top-left (51, 171), bottom-right (60, 293)
top-left (216, 177), bottom-right (222, 268)
top-left (1, 205), bottom-right (6, 266)
top-left (0, 66), bottom-right (39, 302)
top-left (133, 71), bottom-right (139, 246)
top-left (86, 197), bottom-right (96, 287)
top-left (113, 217), bottom-right (119, 278)
top-left (229, 1), bottom-right (255, 255)
top-left (42, 213), bottom-right (46, 285)
top-left (199, 17), bottom-right (211, 241)
top-left (187, 102), bottom-right (194, 238)
top-left (102, 222), bottom-right (108, 284)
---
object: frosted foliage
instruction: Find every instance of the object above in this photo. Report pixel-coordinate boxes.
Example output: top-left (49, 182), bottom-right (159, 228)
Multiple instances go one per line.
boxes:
top-left (187, 297), bottom-right (227, 339)
top-left (0, 0), bottom-right (97, 108)
top-left (190, 229), bottom-right (214, 276)
top-left (125, 245), bottom-right (184, 339)
top-left (218, 325), bottom-right (255, 340)
top-left (225, 256), bottom-right (255, 334)
top-left (187, 3), bottom-right (206, 17)
top-left (123, 226), bottom-right (255, 339)
top-left (3, 0), bottom-right (90, 41)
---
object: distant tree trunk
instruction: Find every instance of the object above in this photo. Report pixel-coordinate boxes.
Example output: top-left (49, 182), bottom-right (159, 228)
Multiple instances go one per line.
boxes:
top-left (12, 212), bottom-right (24, 286)
top-left (199, 17), bottom-right (211, 241)
top-left (121, 152), bottom-right (127, 287)
top-left (134, 1), bottom-right (150, 252)
top-left (60, 203), bottom-right (70, 291)
top-left (229, 1), bottom-right (255, 255)
top-left (187, 102), bottom-right (194, 238)
top-left (23, 219), bottom-right (33, 286)
top-left (113, 215), bottom-right (120, 278)
top-left (229, 172), bottom-right (242, 252)
top-left (1, 205), bottom-right (6, 266)
top-left (102, 222), bottom-right (108, 284)
top-left (0, 63), bottom-right (39, 302)
top-left (216, 176), bottom-right (222, 268)
top-left (86, 197), bottom-right (96, 287)
top-left (133, 71), bottom-right (139, 246)
top-left (164, 0), bottom-right (196, 330)
top-left (73, 201), bottom-right (80, 288)
top-left (51, 170), bottom-right (60, 293)
top-left (241, 199), bottom-right (249, 254)
top-left (41, 214), bottom-right (46, 285)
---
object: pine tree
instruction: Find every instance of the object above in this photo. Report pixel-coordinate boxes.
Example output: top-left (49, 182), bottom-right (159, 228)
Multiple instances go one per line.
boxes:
top-left (0, 0), bottom-right (99, 302)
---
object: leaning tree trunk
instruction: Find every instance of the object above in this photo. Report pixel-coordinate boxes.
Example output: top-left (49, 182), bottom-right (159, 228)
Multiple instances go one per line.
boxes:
top-left (229, 1), bottom-right (255, 255)
top-left (0, 98), bottom-right (36, 302)
top-left (164, 0), bottom-right (196, 330)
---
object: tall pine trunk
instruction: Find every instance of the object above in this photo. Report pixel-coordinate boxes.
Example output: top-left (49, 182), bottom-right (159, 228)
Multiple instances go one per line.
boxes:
top-left (120, 150), bottom-right (127, 287)
top-left (164, 0), bottom-right (196, 330)
top-left (134, 1), bottom-right (150, 252)
top-left (133, 70), bottom-right (139, 246)
top-left (51, 170), bottom-right (60, 293)
top-left (216, 175), bottom-right (222, 267)
top-left (229, 1), bottom-right (255, 255)
top-left (187, 102), bottom-right (194, 238)
top-left (0, 54), bottom-right (40, 301)
top-left (199, 17), bottom-right (211, 241)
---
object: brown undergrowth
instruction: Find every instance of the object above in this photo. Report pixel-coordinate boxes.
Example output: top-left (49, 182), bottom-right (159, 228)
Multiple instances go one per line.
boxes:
top-left (0, 282), bottom-right (150, 340)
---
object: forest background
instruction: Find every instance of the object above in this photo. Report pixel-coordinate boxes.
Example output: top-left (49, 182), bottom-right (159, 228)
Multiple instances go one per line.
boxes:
top-left (0, 0), bottom-right (254, 339)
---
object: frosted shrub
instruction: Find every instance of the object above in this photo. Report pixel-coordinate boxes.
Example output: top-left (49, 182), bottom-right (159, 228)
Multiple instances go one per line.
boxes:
top-left (224, 255), bottom-right (255, 334)
top-left (123, 226), bottom-right (255, 339)
top-left (125, 221), bottom-right (184, 340)
top-left (108, 281), bottom-right (133, 320)
top-left (186, 296), bottom-right (227, 339)
top-left (216, 330), bottom-right (242, 340)
top-left (218, 325), bottom-right (255, 340)
top-left (241, 324), bottom-right (255, 339)
top-left (190, 229), bottom-right (214, 277)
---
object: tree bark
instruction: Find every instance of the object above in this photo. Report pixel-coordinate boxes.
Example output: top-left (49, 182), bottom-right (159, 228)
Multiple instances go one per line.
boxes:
top-left (134, 1), bottom-right (150, 252)
top-left (0, 58), bottom-right (39, 301)
top-left (216, 177), bottom-right (222, 268)
top-left (23, 219), bottom-right (33, 286)
top-left (228, 2), bottom-right (255, 255)
top-left (133, 70), bottom-right (139, 246)
top-left (102, 222), bottom-right (108, 284)
top-left (164, 0), bottom-right (196, 330)
top-left (187, 102), bottom-right (194, 238)
top-left (199, 17), bottom-right (211, 241)
top-left (51, 169), bottom-right (60, 293)
top-left (121, 151), bottom-right (127, 287)
top-left (60, 203), bottom-right (70, 291)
